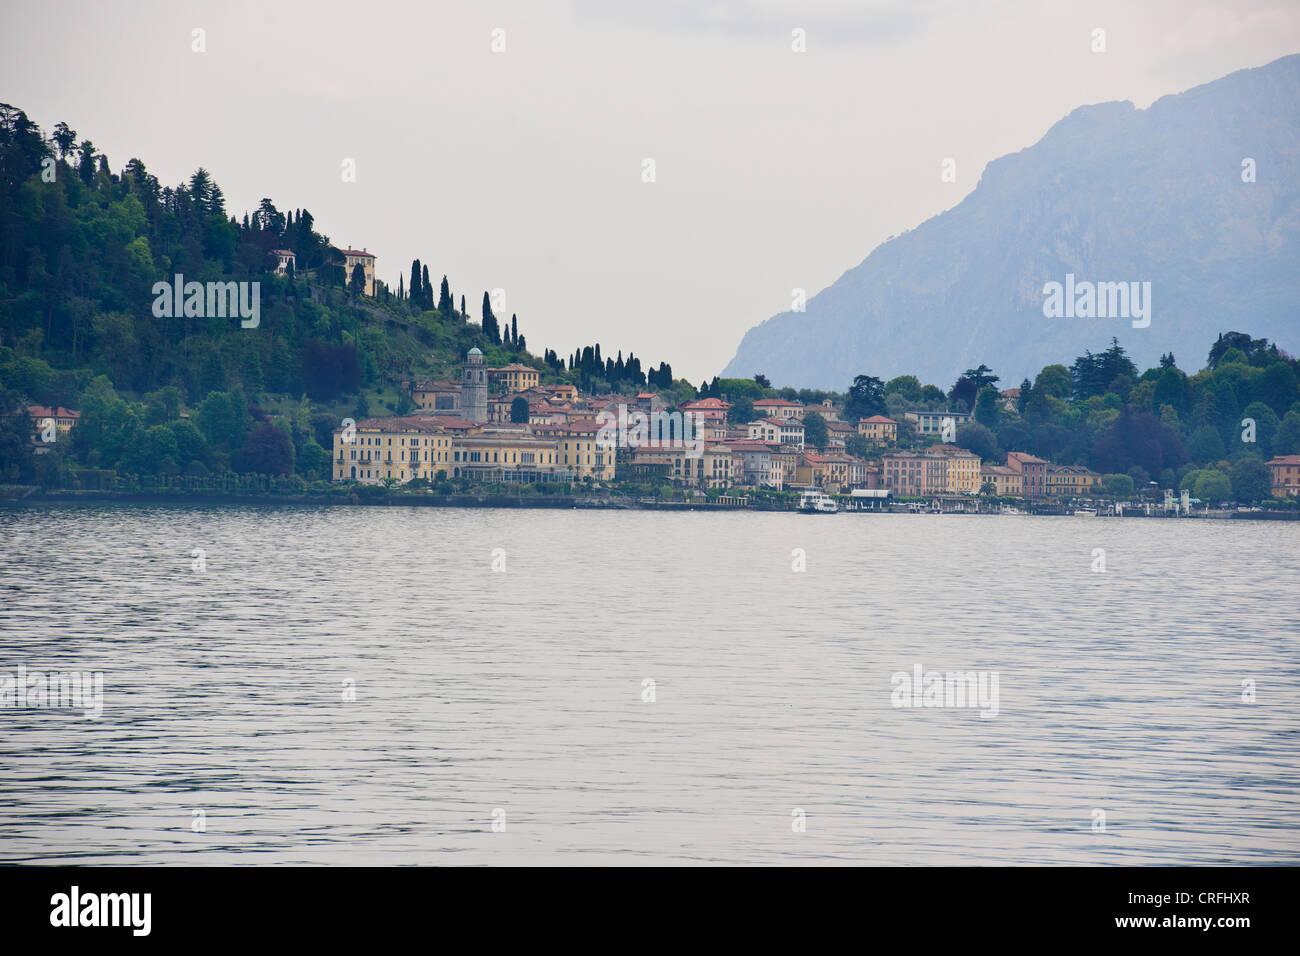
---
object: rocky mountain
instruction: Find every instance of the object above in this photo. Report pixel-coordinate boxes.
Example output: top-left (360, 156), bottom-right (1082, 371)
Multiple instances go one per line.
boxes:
top-left (722, 54), bottom-right (1300, 390)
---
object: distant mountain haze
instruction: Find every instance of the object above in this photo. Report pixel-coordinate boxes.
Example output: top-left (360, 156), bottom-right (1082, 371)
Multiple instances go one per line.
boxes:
top-left (722, 54), bottom-right (1300, 390)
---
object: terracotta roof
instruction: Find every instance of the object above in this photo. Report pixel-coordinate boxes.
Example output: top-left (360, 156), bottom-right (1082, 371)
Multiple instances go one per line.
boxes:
top-left (680, 398), bottom-right (732, 409)
top-left (753, 398), bottom-right (802, 407)
top-left (1266, 456), bottom-right (1300, 465)
top-left (27, 405), bottom-right (80, 419)
top-left (352, 415), bottom-right (449, 433)
top-left (860, 415), bottom-right (897, 424)
top-left (338, 248), bottom-right (375, 258)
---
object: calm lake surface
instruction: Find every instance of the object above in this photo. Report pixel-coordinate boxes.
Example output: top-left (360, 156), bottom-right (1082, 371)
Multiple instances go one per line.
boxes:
top-left (1, 503), bottom-right (1297, 865)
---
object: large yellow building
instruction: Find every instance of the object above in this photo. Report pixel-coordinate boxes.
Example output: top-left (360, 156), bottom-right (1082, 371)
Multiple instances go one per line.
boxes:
top-left (1046, 464), bottom-right (1101, 496)
top-left (333, 416), bottom-right (454, 484)
top-left (489, 363), bottom-right (541, 392)
top-left (333, 414), bottom-right (616, 485)
top-left (857, 415), bottom-right (898, 444)
top-left (532, 419), bottom-right (616, 482)
top-left (927, 444), bottom-right (982, 494)
top-left (451, 428), bottom-right (566, 482)
top-left (980, 464), bottom-right (1022, 496)
top-left (1268, 456), bottom-right (1300, 497)
top-left (339, 248), bottom-right (376, 296)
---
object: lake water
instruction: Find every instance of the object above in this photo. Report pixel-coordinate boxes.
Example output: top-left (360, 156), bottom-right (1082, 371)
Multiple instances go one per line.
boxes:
top-left (1, 503), bottom-right (1297, 865)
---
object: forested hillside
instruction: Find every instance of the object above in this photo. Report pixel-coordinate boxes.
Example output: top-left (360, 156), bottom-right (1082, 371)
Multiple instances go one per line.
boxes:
top-left (0, 104), bottom-right (678, 486)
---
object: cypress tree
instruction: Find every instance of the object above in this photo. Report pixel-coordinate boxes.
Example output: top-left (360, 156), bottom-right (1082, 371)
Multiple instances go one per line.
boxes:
top-left (481, 291), bottom-right (496, 343)
top-left (438, 276), bottom-right (452, 315)
top-left (410, 260), bottom-right (422, 305)
top-left (511, 314), bottom-right (518, 347)
top-left (421, 265), bottom-right (432, 310)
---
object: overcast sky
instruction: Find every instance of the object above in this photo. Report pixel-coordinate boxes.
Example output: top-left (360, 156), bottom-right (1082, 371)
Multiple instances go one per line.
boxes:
top-left (3, 0), bottom-right (1297, 384)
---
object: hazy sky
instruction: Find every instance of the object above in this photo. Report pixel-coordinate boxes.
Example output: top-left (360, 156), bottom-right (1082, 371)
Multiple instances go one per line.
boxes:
top-left (3, 0), bottom-right (1297, 384)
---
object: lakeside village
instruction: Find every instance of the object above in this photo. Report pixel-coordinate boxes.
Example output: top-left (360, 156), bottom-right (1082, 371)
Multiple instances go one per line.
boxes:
top-left (4, 114), bottom-right (1297, 519)
top-left (29, 345), bottom-right (1283, 517)
top-left (19, 343), bottom-right (1300, 516)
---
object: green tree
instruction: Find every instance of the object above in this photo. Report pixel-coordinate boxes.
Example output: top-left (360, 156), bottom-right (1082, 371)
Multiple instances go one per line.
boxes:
top-left (1103, 473), bottom-right (1135, 497)
top-left (844, 375), bottom-right (886, 420)
top-left (974, 386), bottom-right (1000, 428)
top-left (241, 422), bottom-right (295, 475)
top-left (51, 121), bottom-right (77, 160)
top-left (1192, 470), bottom-right (1233, 505)
top-left (1229, 457), bottom-right (1271, 504)
top-left (1033, 364), bottom-right (1072, 399)
top-left (296, 439), bottom-right (328, 478)
top-left (1273, 410), bottom-right (1300, 455)
top-left (962, 364), bottom-right (1000, 390)
top-left (0, 390), bottom-right (36, 482)
top-left (1258, 362), bottom-right (1299, 414)
top-left (349, 263), bottom-right (367, 296)
top-left (168, 419), bottom-right (208, 468)
top-left (803, 411), bottom-right (829, 449)
top-left (1187, 425), bottom-right (1227, 464)
top-left (1153, 367), bottom-right (1190, 415)
top-left (955, 422), bottom-right (997, 461)
top-left (1241, 402), bottom-right (1280, 456)
top-left (884, 375), bottom-right (923, 403)
top-left (511, 396), bottom-right (529, 423)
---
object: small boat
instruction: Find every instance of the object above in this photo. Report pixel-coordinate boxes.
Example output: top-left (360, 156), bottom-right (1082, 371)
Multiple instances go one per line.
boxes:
top-left (798, 490), bottom-right (839, 513)
top-left (1073, 508), bottom-right (1097, 517)
top-left (999, 504), bottom-right (1026, 515)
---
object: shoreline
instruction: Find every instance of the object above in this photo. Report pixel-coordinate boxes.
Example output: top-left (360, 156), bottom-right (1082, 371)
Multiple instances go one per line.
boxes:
top-left (2, 487), bottom-right (1296, 519)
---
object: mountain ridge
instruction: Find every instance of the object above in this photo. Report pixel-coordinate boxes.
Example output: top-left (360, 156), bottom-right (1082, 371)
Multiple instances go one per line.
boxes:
top-left (722, 54), bottom-right (1300, 389)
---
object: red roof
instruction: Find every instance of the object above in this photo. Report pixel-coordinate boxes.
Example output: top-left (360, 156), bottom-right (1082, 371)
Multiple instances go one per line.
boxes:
top-left (681, 397), bottom-right (732, 409)
top-left (753, 398), bottom-right (802, 407)
top-left (860, 415), bottom-right (897, 424)
top-left (28, 405), bottom-right (80, 419)
top-left (1267, 456), bottom-right (1300, 465)
top-left (338, 248), bottom-right (375, 258)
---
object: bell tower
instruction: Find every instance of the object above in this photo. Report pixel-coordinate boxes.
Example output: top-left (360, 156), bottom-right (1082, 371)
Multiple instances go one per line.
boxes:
top-left (462, 348), bottom-right (488, 422)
